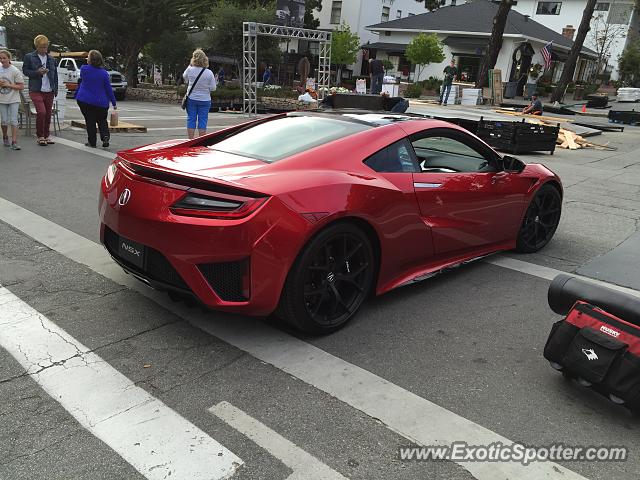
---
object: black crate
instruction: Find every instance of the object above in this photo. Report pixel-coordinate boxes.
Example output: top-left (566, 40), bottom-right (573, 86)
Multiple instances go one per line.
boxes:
top-left (476, 119), bottom-right (559, 154)
top-left (586, 94), bottom-right (609, 108)
top-left (608, 110), bottom-right (640, 125)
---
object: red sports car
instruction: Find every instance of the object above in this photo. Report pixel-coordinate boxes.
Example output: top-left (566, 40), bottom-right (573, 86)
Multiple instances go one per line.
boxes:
top-left (99, 112), bottom-right (562, 333)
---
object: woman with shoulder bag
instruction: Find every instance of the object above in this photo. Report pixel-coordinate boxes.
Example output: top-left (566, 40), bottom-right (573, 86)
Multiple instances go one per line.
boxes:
top-left (183, 49), bottom-right (217, 139)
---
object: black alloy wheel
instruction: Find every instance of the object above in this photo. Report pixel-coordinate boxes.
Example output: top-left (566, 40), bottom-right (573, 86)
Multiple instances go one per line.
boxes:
top-left (279, 223), bottom-right (375, 334)
top-left (516, 184), bottom-right (562, 253)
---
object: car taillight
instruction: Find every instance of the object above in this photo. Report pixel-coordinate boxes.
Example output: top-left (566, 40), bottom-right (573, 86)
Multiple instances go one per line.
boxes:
top-left (104, 162), bottom-right (118, 187)
top-left (170, 193), bottom-right (267, 220)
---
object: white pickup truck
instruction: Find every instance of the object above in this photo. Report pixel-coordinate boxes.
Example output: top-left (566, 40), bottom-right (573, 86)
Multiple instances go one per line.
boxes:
top-left (56, 55), bottom-right (128, 100)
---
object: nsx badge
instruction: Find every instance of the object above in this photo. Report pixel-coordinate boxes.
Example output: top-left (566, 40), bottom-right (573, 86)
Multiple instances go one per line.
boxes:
top-left (121, 241), bottom-right (142, 257)
top-left (118, 188), bottom-right (131, 206)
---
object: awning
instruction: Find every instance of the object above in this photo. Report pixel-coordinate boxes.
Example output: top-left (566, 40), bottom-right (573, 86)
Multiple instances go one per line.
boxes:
top-left (551, 50), bottom-right (569, 62)
top-left (442, 36), bottom-right (488, 52)
top-left (360, 42), bottom-right (406, 53)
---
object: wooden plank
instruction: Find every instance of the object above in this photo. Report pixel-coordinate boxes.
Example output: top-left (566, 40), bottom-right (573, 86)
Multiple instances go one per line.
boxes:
top-left (494, 110), bottom-right (572, 123)
top-left (564, 130), bottom-right (579, 150)
top-left (71, 120), bottom-right (147, 133)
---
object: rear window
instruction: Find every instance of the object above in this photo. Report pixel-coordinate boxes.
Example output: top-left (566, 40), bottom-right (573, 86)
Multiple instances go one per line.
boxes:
top-left (209, 116), bottom-right (371, 163)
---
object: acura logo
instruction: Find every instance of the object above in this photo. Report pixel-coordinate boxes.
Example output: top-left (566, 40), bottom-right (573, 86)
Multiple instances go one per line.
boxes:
top-left (118, 188), bottom-right (131, 206)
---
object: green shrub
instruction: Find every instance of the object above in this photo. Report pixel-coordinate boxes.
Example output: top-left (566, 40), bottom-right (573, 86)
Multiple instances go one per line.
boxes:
top-left (419, 76), bottom-right (442, 91)
top-left (212, 87), bottom-right (243, 101)
top-left (584, 83), bottom-right (600, 95)
top-left (257, 87), bottom-right (298, 99)
top-left (405, 83), bottom-right (423, 98)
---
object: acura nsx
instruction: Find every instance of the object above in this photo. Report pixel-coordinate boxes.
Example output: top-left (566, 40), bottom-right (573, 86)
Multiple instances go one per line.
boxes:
top-left (99, 112), bottom-right (562, 333)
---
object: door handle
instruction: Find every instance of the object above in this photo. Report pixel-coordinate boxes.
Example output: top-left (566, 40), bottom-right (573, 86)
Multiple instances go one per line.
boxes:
top-left (491, 172), bottom-right (509, 184)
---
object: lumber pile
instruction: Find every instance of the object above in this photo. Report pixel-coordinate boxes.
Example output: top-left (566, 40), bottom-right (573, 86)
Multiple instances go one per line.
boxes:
top-left (556, 129), bottom-right (614, 150)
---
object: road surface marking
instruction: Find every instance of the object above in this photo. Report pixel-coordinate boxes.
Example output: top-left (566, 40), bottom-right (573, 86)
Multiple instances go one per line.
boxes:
top-left (53, 136), bottom-right (115, 159)
top-left (0, 286), bottom-right (242, 480)
top-left (0, 196), bottom-right (594, 480)
top-left (210, 402), bottom-right (347, 480)
top-left (486, 255), bottom-right (640, 298)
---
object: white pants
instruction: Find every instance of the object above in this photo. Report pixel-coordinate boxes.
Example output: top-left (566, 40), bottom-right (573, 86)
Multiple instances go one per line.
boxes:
top-left (0, 103), bottom-right (19, 127)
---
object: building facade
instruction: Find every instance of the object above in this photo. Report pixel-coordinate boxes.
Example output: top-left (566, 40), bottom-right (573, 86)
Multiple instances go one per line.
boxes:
top-left (365, 1), bottom-right (597, 94)
top-left (439, 0), bottom-right (638, 80)
top-left (313, 0), bottom-right (430, 77)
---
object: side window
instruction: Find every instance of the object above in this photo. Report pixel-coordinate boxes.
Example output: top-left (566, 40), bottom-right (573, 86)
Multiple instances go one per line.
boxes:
top-left (411, 134), bottom-right (493, 173)
top-left (59, 60), bottom-right (67, 69)
top-left (364, 139), bottom-right (419, 173)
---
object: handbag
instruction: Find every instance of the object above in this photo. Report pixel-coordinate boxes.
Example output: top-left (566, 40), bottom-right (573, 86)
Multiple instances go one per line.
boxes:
top-left (110, 110), bottom-right (119, 127)
top-left (181, 67), bottom-right (206, 110)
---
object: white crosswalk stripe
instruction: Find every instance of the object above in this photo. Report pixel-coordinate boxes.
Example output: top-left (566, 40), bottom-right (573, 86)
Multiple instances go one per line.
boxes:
top-left (0, 287), bottom-right (243, 480)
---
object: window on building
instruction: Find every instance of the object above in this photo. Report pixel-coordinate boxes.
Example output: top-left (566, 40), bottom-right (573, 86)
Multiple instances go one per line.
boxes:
top-left (330, 1), bottom-right (342, 24)
top-left (595, 2), bottom-right (610, 11)
top-left (608, 3), bottom-right (633, 24)
top-left (382, 6), bottom-right (390, 22)
top-left (397, 10), bottom-right (402, 19)
top-left (536, 2), bottom-right (562, 14)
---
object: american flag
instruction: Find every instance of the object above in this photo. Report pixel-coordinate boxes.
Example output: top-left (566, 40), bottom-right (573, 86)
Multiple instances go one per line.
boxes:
top-left (541, 42), bottom-right (553, 71)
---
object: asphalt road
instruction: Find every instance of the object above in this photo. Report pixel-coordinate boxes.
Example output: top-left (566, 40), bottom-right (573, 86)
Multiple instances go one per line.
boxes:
top-left (1, 99), bottom-right (639, 480)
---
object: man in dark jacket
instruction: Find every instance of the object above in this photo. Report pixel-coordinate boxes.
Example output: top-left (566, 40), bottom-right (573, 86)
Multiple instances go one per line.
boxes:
top-left (369, 58), bottom-right (384, 95)
top-left (22, 34), bottom-right (58, 145)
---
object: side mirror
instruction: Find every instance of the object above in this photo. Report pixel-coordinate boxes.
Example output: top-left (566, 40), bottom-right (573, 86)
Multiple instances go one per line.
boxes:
top-left (502, 155), bottom-right (525, 173)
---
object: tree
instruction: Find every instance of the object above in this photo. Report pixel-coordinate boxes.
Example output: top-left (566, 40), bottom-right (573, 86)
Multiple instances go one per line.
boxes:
top-left (207, 0), bottom-right (280, 77)
top-left (64, 0), bottom-right (200, 87)
top-left (619, 40), bottom-right (640, 86)
top-left (304, 0), bottom-right (322, 30)
top-left (588, 12), bottom-right (627, 78)
top-left (415, 0), bottom-right (441, 12)
top-left (475, 0), bottom-right (513, 89)
top-left (144, 32), bottom-right (194, 83)
top-left (551, 0), bottom-right (598, 102)
top-left (382, 59), bottom-right (394, 73)
top-left (0, 0), bottom-right (86, 56)
top-left (331, 22), bottom-right (360, 84)
top-left (405, 33), bottom-right (445, 81)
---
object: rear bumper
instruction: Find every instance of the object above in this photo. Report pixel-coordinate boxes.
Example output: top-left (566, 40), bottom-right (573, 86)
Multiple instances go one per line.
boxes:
top-left (99, 169), bottom-right (310, 316)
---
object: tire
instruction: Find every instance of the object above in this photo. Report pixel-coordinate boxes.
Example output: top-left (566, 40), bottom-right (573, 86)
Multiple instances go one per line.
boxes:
top-left (515, 184), bottom-right (562, 253)
top-left (278, 223), bottom-right (375, 334)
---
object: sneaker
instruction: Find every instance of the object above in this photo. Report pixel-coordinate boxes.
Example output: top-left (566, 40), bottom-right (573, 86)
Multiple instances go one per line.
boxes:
top-left (3, 137), bottom-right (9, 147)
top-left (102, 140), bottom-right (110, 148)
top-left (10, 143), bottom-right (21, 150)
top-left (85, 142), bottom-right (97, 148)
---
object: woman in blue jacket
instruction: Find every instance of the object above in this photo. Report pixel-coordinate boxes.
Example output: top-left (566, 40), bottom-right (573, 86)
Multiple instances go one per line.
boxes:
top-left (75, 50), bottom-right (116, 148)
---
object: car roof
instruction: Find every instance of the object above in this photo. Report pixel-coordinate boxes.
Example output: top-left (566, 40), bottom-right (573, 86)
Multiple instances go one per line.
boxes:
top-left (287, 110), bottom-right (432, 127)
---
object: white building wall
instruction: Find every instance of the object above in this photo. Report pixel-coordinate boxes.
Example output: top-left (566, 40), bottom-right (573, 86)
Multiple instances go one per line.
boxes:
top-left (314, 0), bottom-right (429, 76)
top-left (377, 31), bottom-right (543, 83)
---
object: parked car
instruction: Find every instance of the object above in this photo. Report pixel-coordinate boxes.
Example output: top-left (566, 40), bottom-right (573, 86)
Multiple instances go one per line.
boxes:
top-left (616, 87), bottom-right (640, 102)
top-left (55, 53), bottom-right (128, 100)
top-left (99, 112), bottom-right (563, 334)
